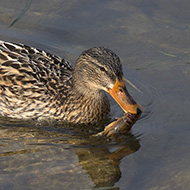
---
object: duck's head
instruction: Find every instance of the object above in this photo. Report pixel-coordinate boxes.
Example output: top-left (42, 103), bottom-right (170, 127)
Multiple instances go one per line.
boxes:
top-left (73, 47), bottom-right (142, 115)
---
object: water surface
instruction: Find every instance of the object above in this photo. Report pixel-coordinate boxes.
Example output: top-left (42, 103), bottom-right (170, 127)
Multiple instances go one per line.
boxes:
top-left (0, 0), bottom-right (190, 189)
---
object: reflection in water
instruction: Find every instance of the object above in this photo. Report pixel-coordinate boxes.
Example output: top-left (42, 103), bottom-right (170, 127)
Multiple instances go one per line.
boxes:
top-left (0, 119), bottom-right (140, 188)
top-left (76, 134), bottom-right (140, 187)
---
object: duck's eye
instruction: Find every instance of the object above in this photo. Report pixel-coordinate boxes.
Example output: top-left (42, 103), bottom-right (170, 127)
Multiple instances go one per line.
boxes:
top-left (99, 66), bottom-right (106, 72)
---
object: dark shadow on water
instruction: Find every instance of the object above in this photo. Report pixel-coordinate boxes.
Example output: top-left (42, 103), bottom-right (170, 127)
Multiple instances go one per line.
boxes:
top-left (0, 117), bottom-right (140, 188)
top-left (9, 0), bottom-right (32, 27)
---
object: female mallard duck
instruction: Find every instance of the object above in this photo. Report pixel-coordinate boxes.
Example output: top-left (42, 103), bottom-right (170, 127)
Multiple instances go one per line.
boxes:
top-left (0, 40), bottom-right (142, 124)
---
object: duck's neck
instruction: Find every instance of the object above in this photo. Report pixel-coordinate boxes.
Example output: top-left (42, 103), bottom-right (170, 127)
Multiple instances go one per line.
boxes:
top-left (60, 86), bottom-right (110, 124)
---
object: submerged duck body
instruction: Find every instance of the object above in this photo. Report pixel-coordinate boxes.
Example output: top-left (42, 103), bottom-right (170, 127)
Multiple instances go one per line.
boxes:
top-left (0, 40), bottom-right (142, 124)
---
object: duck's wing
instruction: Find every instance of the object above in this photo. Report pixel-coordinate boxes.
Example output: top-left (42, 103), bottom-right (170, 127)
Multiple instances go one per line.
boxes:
top-left (0, 40), bottom-right (73, 102)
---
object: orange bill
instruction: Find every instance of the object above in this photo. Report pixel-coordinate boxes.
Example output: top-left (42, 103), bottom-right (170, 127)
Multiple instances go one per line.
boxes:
top-left (108, 77), bottom-right (142, 114)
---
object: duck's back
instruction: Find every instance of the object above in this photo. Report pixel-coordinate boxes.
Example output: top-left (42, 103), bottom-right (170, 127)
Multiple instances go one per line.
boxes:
top-left (0, 40), bottom-right (73, 119)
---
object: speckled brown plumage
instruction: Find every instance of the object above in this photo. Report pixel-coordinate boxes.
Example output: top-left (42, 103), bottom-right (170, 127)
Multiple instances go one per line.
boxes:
top-left (0, 40), bottom-right (125, 124)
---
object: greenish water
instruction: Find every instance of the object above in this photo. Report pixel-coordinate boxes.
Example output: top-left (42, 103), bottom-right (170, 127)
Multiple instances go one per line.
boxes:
top-left (0, 0), bottom-right (190, 189)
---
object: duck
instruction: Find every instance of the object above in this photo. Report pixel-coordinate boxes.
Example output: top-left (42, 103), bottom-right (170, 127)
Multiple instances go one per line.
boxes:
top-left (0, 40), bottom-right (142, 124)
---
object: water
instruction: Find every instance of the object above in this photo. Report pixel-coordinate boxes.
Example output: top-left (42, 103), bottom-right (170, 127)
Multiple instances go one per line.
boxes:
top-left (0, 0), bottom-right (190, 189)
